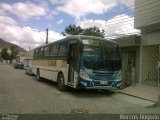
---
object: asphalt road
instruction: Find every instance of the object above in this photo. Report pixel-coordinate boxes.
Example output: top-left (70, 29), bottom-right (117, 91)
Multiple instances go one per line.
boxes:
top-left (0, 63), bottom-right (159, 114)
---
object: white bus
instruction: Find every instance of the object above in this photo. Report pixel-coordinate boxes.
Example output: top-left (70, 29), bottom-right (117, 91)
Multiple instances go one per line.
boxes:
top-left (32, 35), bottom-right (122, 91)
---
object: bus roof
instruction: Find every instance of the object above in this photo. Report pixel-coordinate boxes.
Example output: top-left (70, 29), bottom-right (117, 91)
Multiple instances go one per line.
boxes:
top-left (34, 35), bottom-right (117, 50)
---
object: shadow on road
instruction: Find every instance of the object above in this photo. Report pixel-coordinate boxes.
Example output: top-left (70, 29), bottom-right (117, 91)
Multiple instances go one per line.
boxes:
top-left (32, 76), bottom-right (58, 87)
top-left (67, 88), bottom-right (115, 98)
top-left (31, 76), bottom-right (116, 98)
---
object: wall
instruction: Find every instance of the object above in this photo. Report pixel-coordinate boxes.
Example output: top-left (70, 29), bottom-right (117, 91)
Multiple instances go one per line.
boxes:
top-left (135, 0), bottom-right (160, 32)
top-left (141, 32), bottom-right (160, 45)
top-left (140, 45), bottom-right (160, 86)
top-left (24, 59), bottom-right (32, 67)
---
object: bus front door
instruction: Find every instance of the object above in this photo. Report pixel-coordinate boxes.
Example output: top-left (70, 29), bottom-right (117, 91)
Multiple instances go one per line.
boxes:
top-left (67, 43), bottom-right (78, 86)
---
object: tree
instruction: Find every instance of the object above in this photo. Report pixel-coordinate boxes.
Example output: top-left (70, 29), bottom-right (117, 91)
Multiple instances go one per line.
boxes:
top-left (9, 46), bottom-right (18, 60)
top-left (62, 24), bottom-right (83, 36)
top-left (62, 24), bottom-right (105, 38)
top-left (82, 26), bottom-right (105, 38)
top-left (1, 48), bottom-right (9, 60)
top-left (1, 46), bottom-right (18, 61)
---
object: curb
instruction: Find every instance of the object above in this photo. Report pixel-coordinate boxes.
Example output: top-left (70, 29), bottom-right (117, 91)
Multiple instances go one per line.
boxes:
top-left (157, 95), bottom-right (160, 106)
top-left (117, 91), bottom-right (156, 103)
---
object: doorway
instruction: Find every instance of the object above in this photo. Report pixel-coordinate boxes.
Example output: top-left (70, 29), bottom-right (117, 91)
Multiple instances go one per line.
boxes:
top-left (68, 43), bottom-right (79, 85)
top-left (122, 50), bottom-right (136, 87)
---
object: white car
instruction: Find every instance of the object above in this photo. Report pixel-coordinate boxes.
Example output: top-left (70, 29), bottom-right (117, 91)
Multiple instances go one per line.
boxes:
top-left (25, 65), bottom-right (34, 76)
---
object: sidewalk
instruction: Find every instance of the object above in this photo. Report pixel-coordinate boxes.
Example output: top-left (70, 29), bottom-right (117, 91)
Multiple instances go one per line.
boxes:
top-left (118, 84), bottom-right (160, 103)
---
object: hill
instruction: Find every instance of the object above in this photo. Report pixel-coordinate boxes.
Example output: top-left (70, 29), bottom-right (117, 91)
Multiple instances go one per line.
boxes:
top-left (0, 38), bottom-right (27, 53)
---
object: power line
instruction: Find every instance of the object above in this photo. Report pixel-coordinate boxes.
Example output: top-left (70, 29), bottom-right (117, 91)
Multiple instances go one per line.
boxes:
top-left (105, 10), bottom-right (160, 28)
top-left (105, 18), bottom-right (160, 39)
top-left (102, 1), bottom-right (160, 39)
top-left (105, 7), bottom-right (160, 29)
top-left (84, 1), bottom-right (160, 39)
top-left (104, 0), bottom-right (160, 26)
top-left (105, 26), bottom-right (160, 40)
top-left (105, 3), bottom-right (160, 25)
top-left (105, 24), bottom-right (140, 36)
top-left (105, 0), bottom-right (159, 19)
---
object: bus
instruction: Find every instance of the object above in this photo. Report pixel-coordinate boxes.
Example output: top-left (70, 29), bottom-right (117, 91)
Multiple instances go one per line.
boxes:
top-left (32, 35), bottom-right (122, 91)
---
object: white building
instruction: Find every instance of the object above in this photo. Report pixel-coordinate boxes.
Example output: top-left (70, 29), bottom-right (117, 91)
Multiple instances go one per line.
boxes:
top-left (23, 50), bottom-right (34, 67)
top-left (135, 0), bottom-right (160, 86)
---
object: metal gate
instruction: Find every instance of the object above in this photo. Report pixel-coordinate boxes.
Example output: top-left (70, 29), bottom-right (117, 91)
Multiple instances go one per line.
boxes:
top-left (141, 45), bottom-right (160, 86)
top-left (122, 50), bottom-right (136, 87)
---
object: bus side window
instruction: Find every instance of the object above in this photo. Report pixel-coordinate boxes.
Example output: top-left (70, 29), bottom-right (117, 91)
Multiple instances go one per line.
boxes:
top-left (33, 49), bottom-right (38, 59)
top-left (58, 41), bottom-right (68, 59)
top-left (37, 47), bottom-right (44, 59)
top-left (50, 43), bottom-right (59, 59)
top-left (44, 46), bottom-right (50, 59)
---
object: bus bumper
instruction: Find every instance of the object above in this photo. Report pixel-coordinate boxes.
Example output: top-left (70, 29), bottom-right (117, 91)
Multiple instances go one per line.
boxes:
top-left (85, 86), bottom-right (118, 90)
top-left (77, 79), bottom-right (122, 90)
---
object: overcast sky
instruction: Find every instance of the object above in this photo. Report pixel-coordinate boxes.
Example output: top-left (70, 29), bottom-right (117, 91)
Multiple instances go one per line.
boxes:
top-left (0, 0), bottom-right (140, 51)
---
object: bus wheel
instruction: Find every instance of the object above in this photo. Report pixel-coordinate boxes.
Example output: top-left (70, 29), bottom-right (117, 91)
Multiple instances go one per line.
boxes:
top-left (57, 73), bottom-right (66, 91)
top-left (36, 69), bottom-right (41, 81)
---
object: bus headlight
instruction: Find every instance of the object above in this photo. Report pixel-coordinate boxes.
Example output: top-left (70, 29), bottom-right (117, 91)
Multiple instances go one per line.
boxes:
top-left (112, 70), bottom-right (122, 81)
top-left (117, 71), bottom-right (122, 81)
top-left (79, 69), bottom-right (92, 81)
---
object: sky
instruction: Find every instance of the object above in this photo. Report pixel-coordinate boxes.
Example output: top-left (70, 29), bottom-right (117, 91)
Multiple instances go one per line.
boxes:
top-left (0, 0), bottom-right (140, 51)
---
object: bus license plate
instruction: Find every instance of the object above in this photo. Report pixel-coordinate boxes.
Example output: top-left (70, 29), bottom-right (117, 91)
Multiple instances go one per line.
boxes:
top-left (100, 81), bottom-right (108, 85)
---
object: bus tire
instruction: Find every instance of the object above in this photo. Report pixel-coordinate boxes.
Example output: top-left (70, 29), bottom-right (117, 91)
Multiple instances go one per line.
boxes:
top-left (36, 69), bottom-right (41, 81)
top-left (57, 73), bottom-right (66, 91)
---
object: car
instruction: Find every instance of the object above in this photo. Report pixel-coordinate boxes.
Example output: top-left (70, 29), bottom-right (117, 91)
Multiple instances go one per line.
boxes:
top-left (14, 62), bottom-right (24, 69)
top-left (25, 65), bottom-right (34, 75)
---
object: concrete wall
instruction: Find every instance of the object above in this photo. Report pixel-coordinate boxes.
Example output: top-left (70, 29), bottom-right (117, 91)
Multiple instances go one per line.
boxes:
top-left (24, 59), bottom-right (32, 67)
top-left (141, 32), bottom-right (160, 45)
top-left (138, 31), bottom-right (160, 86)
top-left (134, 0), bottom-right (160, 87)
top-left (135, 0), bottom-right (160, 31)
top-left (114, 35), bottom-right (140, 47)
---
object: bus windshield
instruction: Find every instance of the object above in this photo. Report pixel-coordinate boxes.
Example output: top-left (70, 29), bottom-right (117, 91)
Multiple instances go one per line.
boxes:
top-left (82, 39), bottom-right (121, 71)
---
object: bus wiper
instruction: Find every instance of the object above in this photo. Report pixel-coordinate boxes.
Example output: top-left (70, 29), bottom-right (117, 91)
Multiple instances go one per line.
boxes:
top-left (97, 69), bottom-right (105, 71)
top-left (93, 69), bottom-right (114, 74)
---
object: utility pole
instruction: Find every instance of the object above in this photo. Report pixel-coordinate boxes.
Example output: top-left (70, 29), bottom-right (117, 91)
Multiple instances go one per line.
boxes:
top-left (46, 28), bottom-right (48, 44)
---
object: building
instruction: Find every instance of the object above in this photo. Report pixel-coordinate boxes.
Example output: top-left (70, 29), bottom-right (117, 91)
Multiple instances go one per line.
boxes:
top-left (134, 0), bottom-right (160, 86)
top-left (0, 39), bottom-right (27, 64)
top-left (113, 35), bottom-right (141, 87)
top-left (23, 50), bottom-right (34, 67)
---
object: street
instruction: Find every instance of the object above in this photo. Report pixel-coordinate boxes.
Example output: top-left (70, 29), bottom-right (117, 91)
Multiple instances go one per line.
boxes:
top-left (0, 63), bottom-right (159, 114)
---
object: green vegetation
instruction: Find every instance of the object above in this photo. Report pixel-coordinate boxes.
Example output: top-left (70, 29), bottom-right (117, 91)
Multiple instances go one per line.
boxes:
top-left (82, 26), bottom-right (105, 38)
top-left (1, 48), bottom-right (8, 60)
top-left (62, 24), bottom-right (83, 35)
top-left (62, 24), bottom-right (105, 38)
top-left (1, 46), bottom-right (18, 61)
